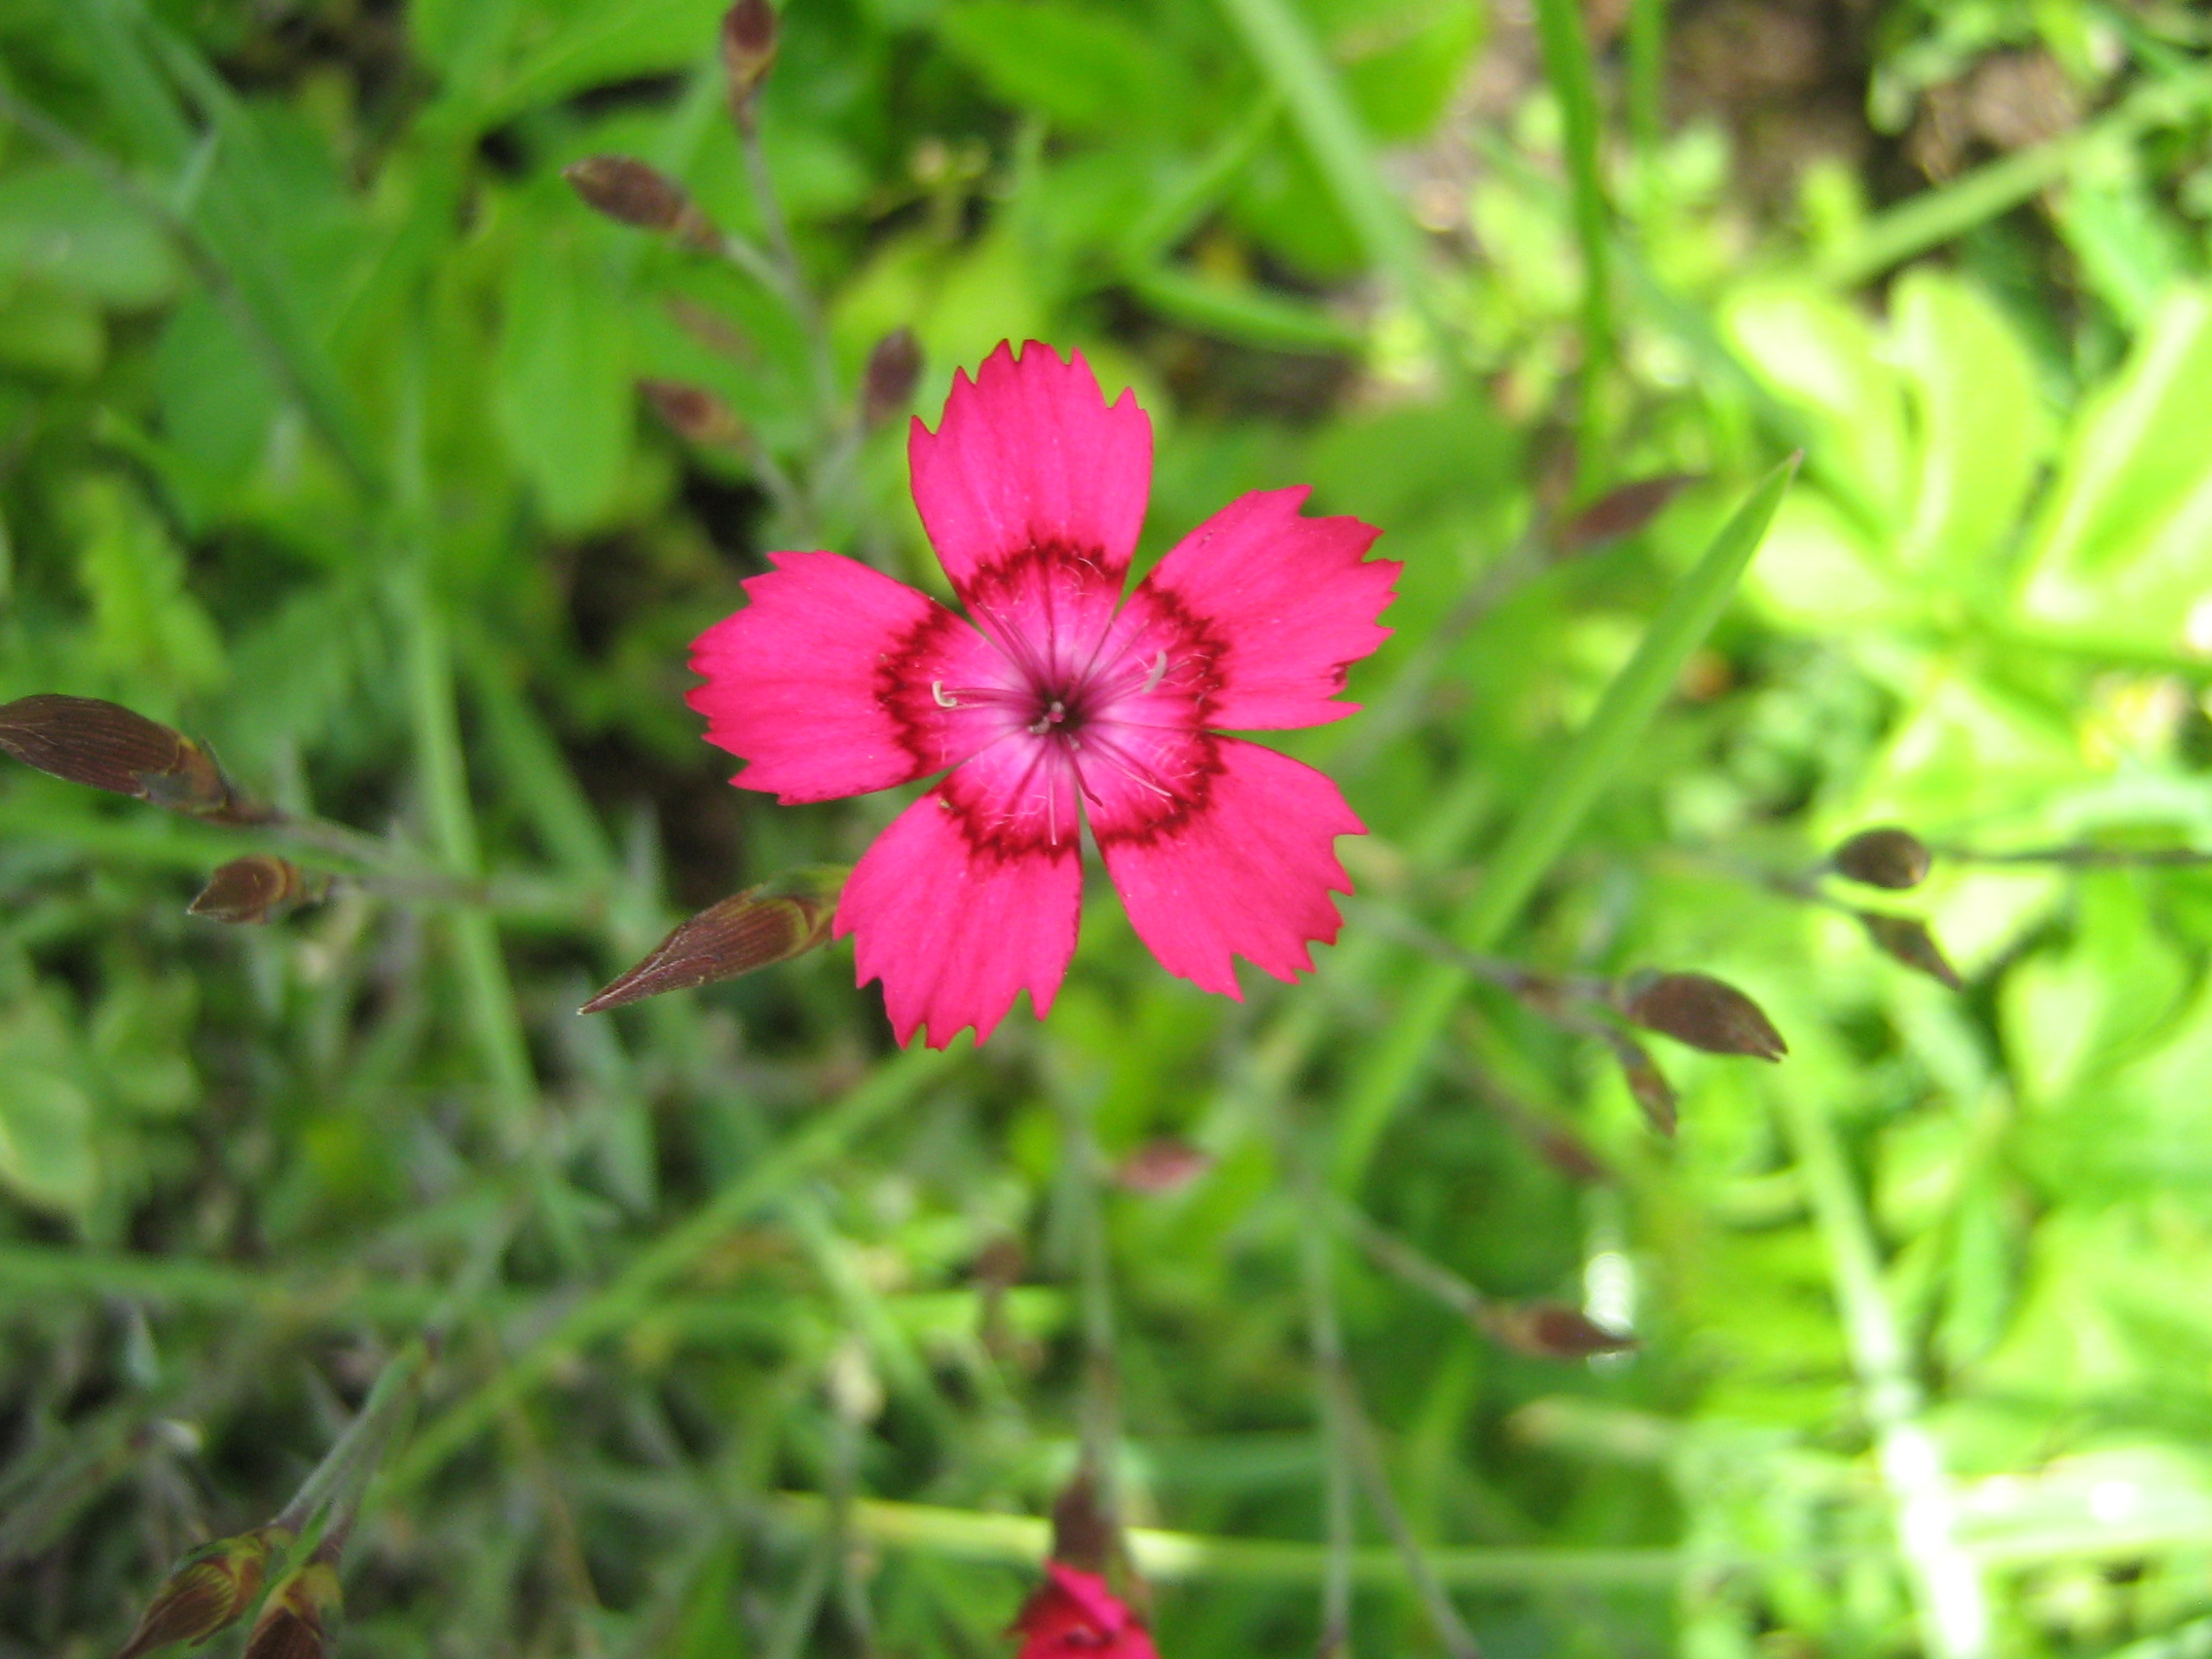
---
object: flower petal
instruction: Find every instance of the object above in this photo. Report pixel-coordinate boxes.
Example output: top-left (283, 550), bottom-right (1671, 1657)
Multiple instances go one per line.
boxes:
top-left (1123, 486), bottom-right (1395, 730)
top-left (687, 550), bottom-right (1014, 803)
top-left (1012, 1565), bottom-right (1159, 1659)
top-left (908, 341), bottom-right (1152, 598)
top-left (835, 734), bottom-right (1082, 1048)
top-left (1086, 729), bottom-right (1361, 997)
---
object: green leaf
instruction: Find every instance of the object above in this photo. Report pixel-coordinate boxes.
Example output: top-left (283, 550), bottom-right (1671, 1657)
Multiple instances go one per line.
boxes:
top-left (153, 292), bottom-right (282, 526)
top-left (1126, 263), bottom-right (1361, 352)
top-left (0, 1066), bottom-right (96, 1218)
top-left (2017, 285), bottom-right (2212, 645)
top-left (0, 282), bottom-right (105, 378)
top-left (1332, 455), bottom-right (1800, 1189)
top-left (494, 234), bottom-right (635, 534)
top-left (478, 0), bottom-right (725, 126)
top-left (938, 1), bottom-right (1180, 136)
top-left (1341, 2), bottom-right (1481, 142)
top-left (67, 474), bottom-right (228, 698)
top-left (1890, 270), bottom-right (2048, 579)
top-left (0, 996), bottom-right (95, 1219)
top-left (0, 161), bottom-right (182, 309)
top-left (1742, 488), bottom-right (1907, 629)
top-left (1723, 281), bottom-right (1909, 533)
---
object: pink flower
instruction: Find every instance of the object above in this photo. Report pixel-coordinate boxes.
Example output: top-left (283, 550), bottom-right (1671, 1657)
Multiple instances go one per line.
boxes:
top-left (1010, 1563), bottom-right (1160, 1659)
top-left (688, 341), bottom-right (1396, 1048)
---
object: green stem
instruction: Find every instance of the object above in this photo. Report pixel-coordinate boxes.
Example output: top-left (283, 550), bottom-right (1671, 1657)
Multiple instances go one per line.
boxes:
top-left (1298, 1204), bottom-right (1357, 1656)
top-left (400, 574), bottom-right (537, 1153)
top-left (1817, 64), bottom-right (2212, 288)
top-left (273, 1339), bottom-right (431, 1533)
top-left (1211, 0), bottom-right (1443, 356)
top-left (777, 1493), bottom-right (1688, 1588)
top-left (379, 1044), bottom-right (954, 1497)
top-left (735, 107), bottom-right (840, 427)
top-left (1053, 1089), bottom-right (1123, 1525)
top-left (1776, 1086), bottom-right (1989, 1659)
top-left (1330, 457), bottom-right (1797, 1191)
top-left (1626, 0), bottom-right (1666, 163)
top-left (1530, 0), bottom-right (1615, 470)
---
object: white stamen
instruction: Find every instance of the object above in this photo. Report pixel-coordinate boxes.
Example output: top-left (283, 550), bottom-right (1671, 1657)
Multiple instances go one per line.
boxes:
top-left (932, 681), bottom-right (961, 709)
top-left (1143, 649), bottom-right (1168, 693)
top-left (1027, 698), bottom-right (1067, 735)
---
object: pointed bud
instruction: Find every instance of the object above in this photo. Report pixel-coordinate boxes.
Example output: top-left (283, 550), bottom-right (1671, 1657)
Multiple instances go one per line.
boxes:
top-left (239, 1558), bottom-right (340, 1659)
top-left (189, 856), bottom-right (323, 925)
top-left (1830, 826), bottom-right (1933, 890)
top-left (1602, 1030), bottom-right (1677, 1136)
top-left (1858, 911), bottom-right (1963, 989)
top-left (974, 1235), bottom-right (1030, 1367)
top-left (861, 327), bottom-right (922, 427)
top-left (563, 156), bottom-right (714, 244)
top-left (1111, 1138), bottom-right (1212, 1195)
top-left (719, 0), bottom-right (779, 117)
top-left (1484, 1301), bottom-right (1640, 1361)
top-left (639, 378), bottom-right (745, 446)
top-left (1049, 1462), bottom-right (1116, 1577)
top-left (1554, 473), bottom-right (1701, 554)
top-left (0, 694), bottom-right (260, 822)
top-left (1616, 971), bottom-right (1788, 1061)
top-left (580, 865), bottom-right (846, 1014)
top-left (115, 1526), bottom-right (289, 1659)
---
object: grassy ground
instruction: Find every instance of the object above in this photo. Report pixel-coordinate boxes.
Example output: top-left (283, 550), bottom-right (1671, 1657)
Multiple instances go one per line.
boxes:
top-left (4, 1), bottom-right (2212, 1655)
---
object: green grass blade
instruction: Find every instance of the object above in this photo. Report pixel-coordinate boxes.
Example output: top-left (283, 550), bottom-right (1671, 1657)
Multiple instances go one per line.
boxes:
top-left (1818, 64), bottom-right (2212, 288)
top-left (1530, 0), bottom-right (1615, 461)
top-left (381, 1042), bottom-right (958, 1498)
top-left (1210, 0), bottom-right (1425, 307)
top-left (1127, 264), bottom-right (1363, 353)
top-left (1330, 454), bottom-right (1800, 1190)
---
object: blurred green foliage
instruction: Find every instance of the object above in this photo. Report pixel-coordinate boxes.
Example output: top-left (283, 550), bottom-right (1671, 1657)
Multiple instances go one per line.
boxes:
top-left (2, 0), bottom-right (2212, 1655)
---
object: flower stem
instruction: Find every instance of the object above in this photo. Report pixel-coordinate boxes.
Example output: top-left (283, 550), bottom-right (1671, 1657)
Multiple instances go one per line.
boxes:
top-left (1775, 1085), bottom-right (1990, 1659)
top-left (1330, 456), bottom-right (1798, 1193)
top-left (271, 1339), bottom-right (432, 1535)
top-left (1053, 1088), bottom-right (1123, 1527)
top-left (733, 105), bottom-right (840, 428)
top-left (1298, 1204), bottom-right (1358, 1657)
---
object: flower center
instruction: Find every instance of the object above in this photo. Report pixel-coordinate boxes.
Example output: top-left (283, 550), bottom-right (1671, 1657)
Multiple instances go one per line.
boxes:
top-left (930, 645), bottom-right (1170, 751)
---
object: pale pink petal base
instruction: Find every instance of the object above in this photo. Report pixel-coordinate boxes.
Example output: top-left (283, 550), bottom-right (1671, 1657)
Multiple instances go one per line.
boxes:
top-left (836, 734), bottom-right (1083, 1048)
top-left (1128, 486), bottom-right (1398, 730)
top-left (687, 550), bottom-right (1007, 803)
top-left (909, 342), bottom-right (1153, 595)
top-left (1091, 733), bottom-right (1362, 997)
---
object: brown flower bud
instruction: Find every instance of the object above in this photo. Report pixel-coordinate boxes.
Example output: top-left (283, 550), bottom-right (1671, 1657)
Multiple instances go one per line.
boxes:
top-left (720, 0), bottom-right (779, 116)
top-left (1049, 1461), bottom-right (1116, 1577)
top-left (563, 156), bottom-right (714, 244)
top-left (639, 378), bottom-right (745, 446)
top-left (116, 1526), bottom-right (289, 1659)
top-left (239, 1557), bottom-right (340, 1659)
top-left (189, 856), bottom-right (323, 925)
top-left (1111, 1138), bottom-right (1213, 1195)
top-left (1602, 1030), bottom-right (1677, 1136)
top-left (0, 694), bottom-right (261, 822)
top-left (1554, 473), bottom-right (1701, 554)
top-left (1484, 1301), bottom-right (1640, 1361)
top-left (861, 327), bottom-right (923, 427)
top-left (974, 1235), bottom-right (1031, 1369)
top-left (580, 865), bottom-right (846, 1014)
top-left (1858, 911), bottom-right (1963, 990)
top-left (1616, 970), bottom-right (1788, 1061)
top-left (1830, 826), bottom-right (1934, 890)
